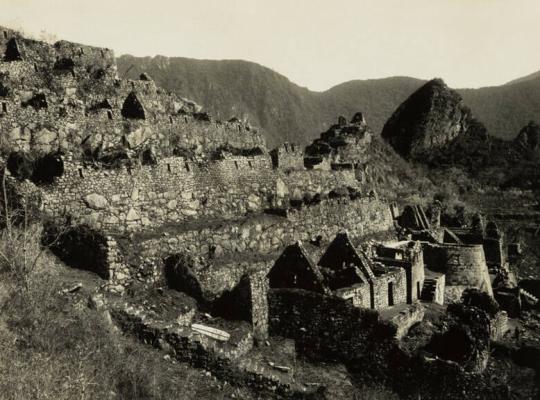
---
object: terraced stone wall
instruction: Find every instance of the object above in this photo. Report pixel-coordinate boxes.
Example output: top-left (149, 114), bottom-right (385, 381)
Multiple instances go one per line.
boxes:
top-left (138, 197), bottom-right (394, 259)
top-left (41, 154), bottom-right (277, 232)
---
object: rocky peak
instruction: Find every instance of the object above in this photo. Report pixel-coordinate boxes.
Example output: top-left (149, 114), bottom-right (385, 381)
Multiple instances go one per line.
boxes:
top-left (381, 78), bottom-right (486, 160)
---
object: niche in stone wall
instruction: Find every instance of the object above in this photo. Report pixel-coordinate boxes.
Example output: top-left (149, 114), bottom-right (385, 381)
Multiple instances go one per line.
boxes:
top-left (121, 92), bottom-right (146, 120)
top-left (31, 153), bottom-right (64, 184)
top-left (4, 38), bottom-right (22, 61)
top-left (0, 83), bottom-right (10, 97)
top-left (210, 276), bottom-right (252, 322)
top-left (22, 93), bottom-right (48, 111)
top-left (7, 152), bottom-right (64, 185)
top-left (44, 224), bottom-right (110, 279)
top-left (53, 57), bottom-right (76, 76)
top-left (1, 102), bottom-right (7, 113)
top-left (164, 254), bottom-right (204, 302)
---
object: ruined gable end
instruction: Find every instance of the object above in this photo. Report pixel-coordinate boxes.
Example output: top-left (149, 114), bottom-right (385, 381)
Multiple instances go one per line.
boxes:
top-left (121, 91), bottom-right (146, 120)
top-left (4, 38), bottom-right (23, 61)
top-left (268, 243), bottom-right (326, 293)
top-left (318, 232), bottom-right (374, 290)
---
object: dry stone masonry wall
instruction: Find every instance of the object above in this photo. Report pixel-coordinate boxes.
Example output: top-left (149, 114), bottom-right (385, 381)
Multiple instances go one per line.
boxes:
top-left (138, 197), bottom-right (394, 260)
top-left (42, 154), bottom-right (277, 232)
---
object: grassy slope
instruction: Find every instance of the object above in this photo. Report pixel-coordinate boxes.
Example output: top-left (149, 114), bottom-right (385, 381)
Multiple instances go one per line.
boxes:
top-left (0, 226), bottom-right (257, 400)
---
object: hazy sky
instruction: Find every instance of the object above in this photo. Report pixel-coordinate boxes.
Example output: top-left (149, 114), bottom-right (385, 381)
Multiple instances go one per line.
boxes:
top-left (2, 0), bottom-right (539, 91)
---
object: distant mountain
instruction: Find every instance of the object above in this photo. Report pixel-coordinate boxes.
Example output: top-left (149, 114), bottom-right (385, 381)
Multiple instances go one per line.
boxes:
top-left (117, 55), bottom-right (540, 148)
top-left (458, 77), bottom-right (540, 142)
top-left (382, 79), bottom-right (540, 190)
top-left (505, 69), bottom-right (540, 85)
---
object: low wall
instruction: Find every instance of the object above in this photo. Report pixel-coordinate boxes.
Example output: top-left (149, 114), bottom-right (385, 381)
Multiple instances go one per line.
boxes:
top-left (281, 169), bottom-right (358, 197)
top-left (385, 304), bottom-right (425, 340)
top-left (268, 288), bottom-right (396, 363)
top-left (137, 197), bottom-right (394, 260)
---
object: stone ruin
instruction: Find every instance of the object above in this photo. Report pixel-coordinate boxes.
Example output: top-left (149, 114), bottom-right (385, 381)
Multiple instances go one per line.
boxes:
top-left (0, 26), bottom-right (524, 398)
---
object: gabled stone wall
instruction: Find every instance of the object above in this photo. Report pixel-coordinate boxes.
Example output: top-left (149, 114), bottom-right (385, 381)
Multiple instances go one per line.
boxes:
top-left (270, 143), bottom-right (304, 170)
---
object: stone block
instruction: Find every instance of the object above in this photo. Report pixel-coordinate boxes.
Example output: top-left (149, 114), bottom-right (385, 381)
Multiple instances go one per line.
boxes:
top-left (84, 193), bottom-right (108, 210)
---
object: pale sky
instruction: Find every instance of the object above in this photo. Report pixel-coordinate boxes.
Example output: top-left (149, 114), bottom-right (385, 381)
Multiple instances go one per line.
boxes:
top-left (1, 0), bottom-right (539, 91)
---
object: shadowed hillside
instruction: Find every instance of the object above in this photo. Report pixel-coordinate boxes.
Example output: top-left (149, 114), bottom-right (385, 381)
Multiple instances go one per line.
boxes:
top-left (459, 78), bottom-right (540, 142)
top-left (116, 55), bottom-right (423, 147)
top-left (117, 55), bottom-right (540, 147)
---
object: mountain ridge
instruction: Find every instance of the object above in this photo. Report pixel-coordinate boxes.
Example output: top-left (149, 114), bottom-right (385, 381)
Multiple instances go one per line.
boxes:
top-left (505, 69), bottom-right (540, 86)
top-left (117, 55), bottom-right (540, 148)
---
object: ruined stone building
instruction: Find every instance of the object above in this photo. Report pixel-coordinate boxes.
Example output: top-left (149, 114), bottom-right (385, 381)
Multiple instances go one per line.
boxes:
top-left (395, 204), bottom-right (498, 304)
top-left (268, 233), bottom-right (408, 310)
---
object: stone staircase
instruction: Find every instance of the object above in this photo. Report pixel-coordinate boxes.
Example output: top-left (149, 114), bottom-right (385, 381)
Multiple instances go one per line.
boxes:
top-left (420, 279), bottom-right (437, 302)
top-left (520, 288), bottom-right (539, 305)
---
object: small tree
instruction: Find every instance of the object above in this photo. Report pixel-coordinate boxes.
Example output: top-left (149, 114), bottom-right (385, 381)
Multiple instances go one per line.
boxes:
top-left (0, 171), bottom-right (60, 292)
